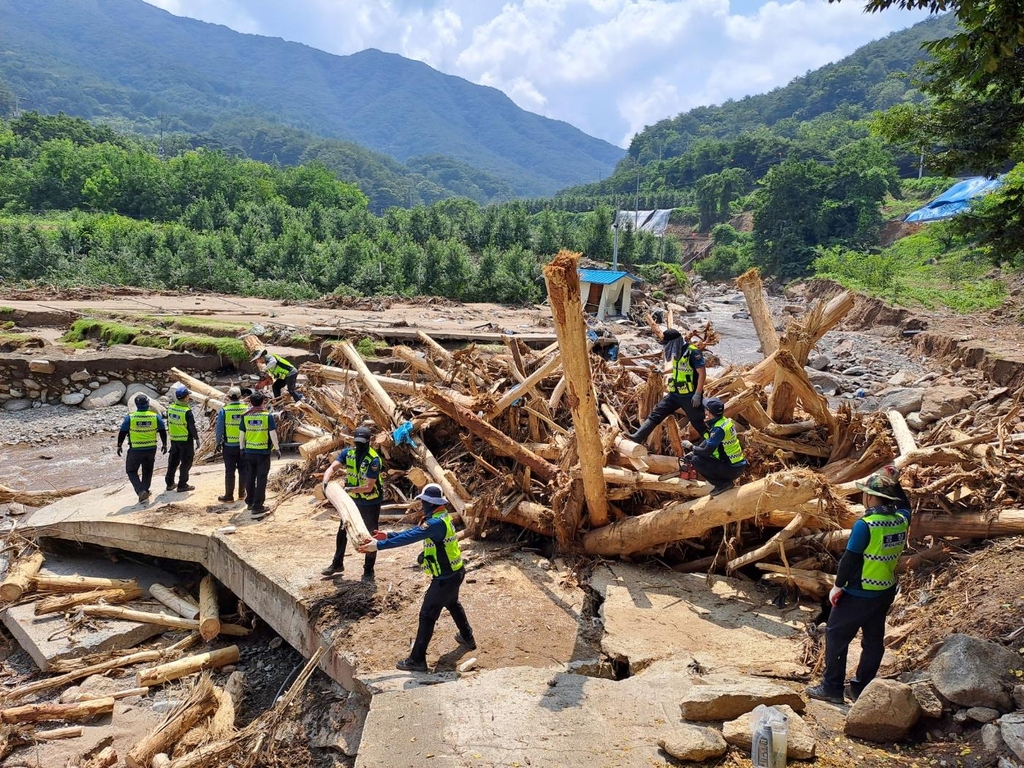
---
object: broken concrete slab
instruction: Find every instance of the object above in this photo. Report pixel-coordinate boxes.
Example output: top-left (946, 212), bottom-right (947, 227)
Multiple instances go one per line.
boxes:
top-left (722, 704), bottom-right (816, 759)
top-left (679, 676), bottom-right (805, 721)
top-left (1, 554), bottom-right (180, 671)
top-left (590, 563), bottom-right (810, 676)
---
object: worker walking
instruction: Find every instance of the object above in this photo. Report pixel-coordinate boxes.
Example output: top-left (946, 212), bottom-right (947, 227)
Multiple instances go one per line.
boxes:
top-left (358, 483), bottom-right (475, 672)
top-left (239, 391), bottom-right (281, 519)
top-left (806, 470), bottom-right (910, 704)
top-left (628, 328), bottom-right (707, 443)
top-left (252, 348), bottom-right (303, 402)
top-left (216, 386), bottom-right (248, 503)
top-left (320, 426), bottom-right (384, 581)
top-left (165, 386), bottom-right (200, 493)
top-left (117, 394), bottom-right (167, 504)
top-left (683, 397), bottom-right (747, 496)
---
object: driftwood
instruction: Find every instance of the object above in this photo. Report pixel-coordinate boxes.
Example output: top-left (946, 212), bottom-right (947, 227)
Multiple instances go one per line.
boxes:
top-left (83, 746), bottom-right (118, 768)
top-left (726, 513), bottom-right (809, 573)
top-left (150, 584), bottom-right (200, 620)
top-left (126, 676), bottom-right (219, 768)
top-left (487, 352), bottom-right (562, 419)
top-left (136, 647), bottom-right (240, 688)
top-left (0, 551), bottom-right (43, 602)
top-left (61, 686), bottom-right (149, 704)
top-left (80, 606), bottom-right (249, 636)
top-left (34, 574), bottom-right (136, 594)
top-left (324, 483), bottom-right (373, 546)
top-left (735, 268), bottom-right (779, 356)
top-left (198, 576), bottom-right (220, 642)
top-left (0, 697), bottom-right (114, 724)
top-left (35, 587), bottom-right (142, 616)
top-left (168, 369), bottom-right (227, 401)
top-left (0, 485), bottom-right (89, 506)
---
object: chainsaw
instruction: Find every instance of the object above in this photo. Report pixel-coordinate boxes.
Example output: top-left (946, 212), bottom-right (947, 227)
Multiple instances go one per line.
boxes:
top-left (658, 453), bottom-right (699, 482)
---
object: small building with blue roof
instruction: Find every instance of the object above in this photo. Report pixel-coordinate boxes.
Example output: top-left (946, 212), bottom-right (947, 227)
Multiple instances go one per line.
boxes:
top-left (578, 268), bottom-right (642, 320)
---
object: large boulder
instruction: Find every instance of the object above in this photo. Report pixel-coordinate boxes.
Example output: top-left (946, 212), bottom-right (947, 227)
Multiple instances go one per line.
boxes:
top-left (2, 399), bottom-right (33, 412)
top-left (722, 704), bottom-right (816, 759)
top-left (679, 677), bottom-right (805, 722)
top-left (60, 392), bottom-right (86, 406)
top-left (918, 385), bottom-right (976, 424)
top-left (874, 387), bottom-right (925, 416)
top-left (929, 634), bottom-right (1018, 711)
top-left (845, 679), bottom-right (921, 742)
top-left (125, 383), bottom-right (164, 414)
top-left (806, 369), bottom-right (846, 396)
top-left (80, 381), bottom-right (127, 411)
top-left (658, 724), bottom-right (727, 762)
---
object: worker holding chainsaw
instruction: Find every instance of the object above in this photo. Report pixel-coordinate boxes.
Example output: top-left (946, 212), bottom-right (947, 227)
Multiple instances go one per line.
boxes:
top-left (674, 396), bottom-right (747, 496)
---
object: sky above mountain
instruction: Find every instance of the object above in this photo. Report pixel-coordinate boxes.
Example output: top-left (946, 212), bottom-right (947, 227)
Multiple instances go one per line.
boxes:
top-left (142, 0), bottom-right (932, 147)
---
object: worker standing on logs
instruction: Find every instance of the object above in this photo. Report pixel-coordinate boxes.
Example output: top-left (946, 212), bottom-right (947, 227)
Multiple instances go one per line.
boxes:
top-left (358, 483), bottom-right (475, 672)
top-left (215, 386), bottom-right (248, 504)
top-left (251, 348), bottom-right (303, 402)
top-left (238, 391), bottom-right (282, 519)
top-left (116, 394), bottom-right (167, 504)
top-left (628, 328), bottom-right (707, 443)
top-left (320, 426), bottom-right (384, 581)
top-left (164, 386), bottom-right (200, 493)
top-left (680, 397), bottom-right (748, 496)
top-left (806, 469), bottom-right (910, 704)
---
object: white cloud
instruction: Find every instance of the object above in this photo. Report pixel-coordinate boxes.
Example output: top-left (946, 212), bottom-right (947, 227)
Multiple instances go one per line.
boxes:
top-left (145, 0), bottom-right (261, 34)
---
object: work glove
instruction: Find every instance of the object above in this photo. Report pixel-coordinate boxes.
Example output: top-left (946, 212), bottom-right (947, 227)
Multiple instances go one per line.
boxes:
top-left (116, 446), bottom-right (123, 457)
top-left (357, 538), bottom-right (378, 553)
top-left (194, 439), bottom-right (201, 450)
top-left (215, 442), bottom-right (223, 455)
top-left (829, 586), bottom-right (843, 608)
top-left (690, 392), bottom-right (702, 409)
top-left (274, 448), bottom-right (282, 460)
top-left (161, 444), bottom-right (168, 455)
top-left (680, 440), bottom-right (694, 451)
top-left (371, 529), bottom-right (388, 541)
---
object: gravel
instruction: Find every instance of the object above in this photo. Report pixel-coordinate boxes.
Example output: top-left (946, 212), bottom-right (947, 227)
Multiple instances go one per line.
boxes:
top-left (1, 403), bottom-right (124, 447)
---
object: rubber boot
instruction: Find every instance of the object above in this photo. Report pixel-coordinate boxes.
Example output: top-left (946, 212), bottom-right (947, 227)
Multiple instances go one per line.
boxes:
top-left (628, 416), bottom-right (659, 443)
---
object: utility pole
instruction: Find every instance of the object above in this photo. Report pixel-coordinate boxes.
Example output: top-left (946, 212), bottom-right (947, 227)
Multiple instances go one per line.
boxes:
top-left (612, 199), bottom-right (620, 272)
top-left (634, 159), bottom-right (641, 234)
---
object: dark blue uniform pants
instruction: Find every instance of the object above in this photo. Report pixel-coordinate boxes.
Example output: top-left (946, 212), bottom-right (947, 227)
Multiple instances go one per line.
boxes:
top-left (222, 444), bottom-right (246, 498)
top-left (244, 453), bottom-right (271, 508)
top-left (823, 588), bottom-right (896, 694)
top-left (165, 441), bottom-right (194, 489)
top-left (125, 448), bottom-right (156, 495)
top-left (691, 455), bottom-right (746, 486)
top-left (411, 569), bottom-right (474, 663)
top-left (333, 501), bottom-right (381, 573)
top-left (633, 392), bottom-right (708, 442)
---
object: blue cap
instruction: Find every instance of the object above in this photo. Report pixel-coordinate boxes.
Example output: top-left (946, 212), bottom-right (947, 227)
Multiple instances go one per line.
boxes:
top-left (175, 386), bottom-right (190, 399)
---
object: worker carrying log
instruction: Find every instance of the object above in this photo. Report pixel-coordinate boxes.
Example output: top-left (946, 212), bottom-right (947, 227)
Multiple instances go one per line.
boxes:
top-left (116, 393), bottom-right (168, 505)
top-left (677, 397), bottom-right (748, 496)
top-left (628, 328), bottom-right (708, 443)
top-left (806, 468), bottom-right (910, 705)
top-left (358, 483), bottom-right (476, 672)
top-left (238, 391), bottom-right (282, 519)
top-left (320, 426), bottom-right (384, 581)
top-left (251, 348), bottom-right (303, 403)
top-left (164, 386), bottom-right (200, 494)
top-left (215, 386), bottom-right (249, 503)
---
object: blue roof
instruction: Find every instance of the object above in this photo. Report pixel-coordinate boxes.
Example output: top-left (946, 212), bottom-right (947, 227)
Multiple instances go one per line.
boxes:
top-left (579, 269), bottom-right (641, 285)
top-left (905, 176), bottom-right (1003, 223)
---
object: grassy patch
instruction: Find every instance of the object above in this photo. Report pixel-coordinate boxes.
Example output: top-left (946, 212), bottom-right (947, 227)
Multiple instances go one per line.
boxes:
top-left (355, 336), bottom-right (388, 358)
top-left (62, 318), bottom-right (250, 363)
top-left (0, 307), bottom-right (13, 315)
top-left (152, 315), bottom-right (252, 337)
top-left (289, 333), bottom-right (313, 345)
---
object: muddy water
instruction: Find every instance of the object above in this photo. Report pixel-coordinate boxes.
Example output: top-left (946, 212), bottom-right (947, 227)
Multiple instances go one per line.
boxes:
top-left (2, 436), bottom-right (126, 493)
top-left (695, 294), bottom-right (766, 368)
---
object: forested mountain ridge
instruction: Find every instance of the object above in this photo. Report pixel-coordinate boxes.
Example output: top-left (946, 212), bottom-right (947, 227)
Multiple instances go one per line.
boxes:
top-left (0, 0), bottom-right (623, 197)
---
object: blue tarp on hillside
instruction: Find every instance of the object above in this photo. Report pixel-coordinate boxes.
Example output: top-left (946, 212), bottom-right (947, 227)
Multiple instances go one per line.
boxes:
top-left (904, 176), bottom-right (1003, 223)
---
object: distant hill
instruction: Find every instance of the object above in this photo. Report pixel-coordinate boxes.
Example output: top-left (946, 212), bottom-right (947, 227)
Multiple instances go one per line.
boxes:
top-left (0, 0), bottom-right (623, 198)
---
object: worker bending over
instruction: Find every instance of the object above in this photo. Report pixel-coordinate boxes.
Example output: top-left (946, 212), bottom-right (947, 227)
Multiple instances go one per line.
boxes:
top-left (252, 348), bottom-right (303, 402)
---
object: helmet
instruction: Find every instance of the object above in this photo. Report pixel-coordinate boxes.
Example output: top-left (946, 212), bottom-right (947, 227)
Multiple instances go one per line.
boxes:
top-left (175, 386), bottom-right (190, 400)
top-left (704, 397), bottom-right (725, 417)
top-left (854, 473), bottom-right (900, 501)
top-left (354, 426), bottom-right (372, 444)
top-left (249, 391), bottom-right (265, 406)
top-left (250, 348), bottom-right (267, 364)
top-left (415, 483), bottom-right (448, 506)
top-left (134, 393), bottom-right (150, 409)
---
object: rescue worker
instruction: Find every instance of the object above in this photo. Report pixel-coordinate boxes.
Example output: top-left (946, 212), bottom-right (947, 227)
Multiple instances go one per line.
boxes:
top-left (682, 397), bottom-right (747, 496)
top-left (116, 394), bottom-right (168, 504)
top-left (806, 469), bottom-right (910, 704)
top-left (215, 386), bottom-right (248, 503)
top-left (165, 386), bottom-right (200, 493)
top-left (628, 328), bottom-right (707, 443)
top-left (252, 348), bottom-right (303, 402)
top-left (358, 483), bottom-right (475, 672)
top-left (320, 426), bottom-right (384, 581)
top-left (238, 391), bottom-right (282, 519)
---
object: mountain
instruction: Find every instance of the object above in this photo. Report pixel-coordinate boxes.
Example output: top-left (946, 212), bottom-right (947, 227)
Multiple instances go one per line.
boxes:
top-left (0, 0), bottom-right (623, 197)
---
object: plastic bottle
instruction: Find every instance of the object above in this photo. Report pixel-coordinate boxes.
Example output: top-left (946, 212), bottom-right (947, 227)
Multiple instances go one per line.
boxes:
top-left (751, 719), bottom-right (773, 768)
top-left (216, 525), bottom-right (237, 535)
top-left (770, 713), bottom-right (788, 767)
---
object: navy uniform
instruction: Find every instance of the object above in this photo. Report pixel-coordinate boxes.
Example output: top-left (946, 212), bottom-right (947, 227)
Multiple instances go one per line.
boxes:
top-left (116, 394), bottom-right (167, 504)
top-left (689, 397), bottom-right (747, 496)
top-left (215, 386), bottom-right (249, 502)
top-left (629, 328), bottom-right (708, 443)
top-left (165, 385), bottom-right (200, 492)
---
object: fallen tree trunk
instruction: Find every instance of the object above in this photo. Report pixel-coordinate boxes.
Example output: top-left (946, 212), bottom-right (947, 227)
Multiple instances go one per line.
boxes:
top-left (768, 348), bottom-right (836, 433)
top-left (735, 268), bottom-right (779, 357)
top-left (61, 687), bottom-right (149, 704)
top-left (0, 485), bottom-right (89, 506)
top-left (198, 576), bottom-right (220, 642)
top-left (912, 509), bottom-right (1024, 539)
top-left (34, 574), bottom-right (136, 594)
top-left (0, 697), bottom-right (114, 724)
top-left (136, 647), bottom-right (240, 688)
top-left (210, 671), bottom-right (245, 738)
top-left (473, 500), bottom-right (555, 537)
top-left (324, 482), bottom-right (373, 547)
top-left (0, 551), bottom-right (43, 602)
top-left (83, 746), bottom-right (118, 768)
top-left (601, 466), bottom-right (707, 498)
top-left (726, 513), bottom-right (809, 573)
top-left (486, 352), bottom-right (562, 419)
top-left (888, 410), bottom-right (917, 458)
top-left (35, 587), bottom-right (142, 616)
top-left (304, 364), bottom-right (476, 408)
top-left (757, 564), bottom-right (832, 599)
top-left (149, 584), bottom-right (200, 620)
top-left (80, 606), bottom-right (249, 636)
top-left (168, 369), bottom-right (227, 401)
top-left (126, 676), bottom-right (219, 768)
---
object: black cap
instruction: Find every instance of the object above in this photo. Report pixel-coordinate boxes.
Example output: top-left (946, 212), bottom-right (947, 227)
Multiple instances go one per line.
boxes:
top-left (662, 328), bottom-right (681, 342)
top-left (704, 397), bottom-right (725, 417)
top-left (354, 426), bottom-right (372, 443)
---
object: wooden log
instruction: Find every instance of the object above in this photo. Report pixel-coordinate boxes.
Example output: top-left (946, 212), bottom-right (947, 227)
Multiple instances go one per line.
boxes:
top-left (758, 565), bottom-right (832, 599)
top-left (912, 510), bottom-right (1024, 539)
top-left (887, 410), bottom-right (918, 457)
top-left (0, 697), bottom-right (114, 724)
top-left (473, 500), bottom-right (555, 537)
top-left (126, 676), bottom-right (219, 768)
top-left (136, 647), bottom-right (240, 688)
top-left (81, 606), bottom-right (249, 636)
top-left (487, 352), bottom-right (562, 419)
top-left (84, 745), bottom-right (118, 768)
top-left (150, 584), bottom-right (200, 621)
top-left (768, 348), bottom-right (836, 432)
top-left (324, 482), bottom-right (373, 546)
top-left (305, 363), bottom-right (476, 408)
top-left (210, 671), bottom-right (244, 737)
top-left (0, 485), bottom-right (89, 506)
top-left (394, 345), bottom-right (444, 381)
top-left (198, 576), bottom-right (220, 642)
top-left (167, 368), bottom-right (226, 401)
top-left (240, 334), bottom-right (263, 355)
top-left (726, 513), bottom-right (808, 573)
top-left (298, 432), bottom-right (346, 461)
top-left (735, 268), bottom-right (779, 356)
top-left (0, 551), bottom-right (43, 602)
top-left (34, 574), bottom-right (136, 594)
top-left (422, 387), bottom-right (558, 481)
top-left (601, 466), bottom-right (707, 498)
top-left (548, 376), bottom-right (567, 411)
top-left (35, 587), bottom-right (142, 616)
top-left (543, 251), bottom-right (609, 528)
top-left (582, 470), bottom-right (820, 556)
top-left (153, 755), bottom-right (171, 768)
top-left (610, 452), bottom-right (679, 476)
top-left (34, 725), bottom-right (84, 741)
top-left (747, 429), bottom-right (831, 458)
top-left (61, 687), bottom-right (149, 704)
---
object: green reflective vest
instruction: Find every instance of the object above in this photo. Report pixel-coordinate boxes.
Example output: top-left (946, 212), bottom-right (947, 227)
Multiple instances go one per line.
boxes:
top-left (707, 416), bottom-right (745, 465)
top-left (421, 510), bottom-right (464, 578)
top-left (167, 401), bottom-right (191, 442)
top-left (243, 411), bottom-right (270, 451)
top-left (128, 410), bottom-right (159, 449)
top-left (268, 356), bottom-right (295, 380)
top-left (345, 447), bottom-right (382, 502)
top-left (222, 401), bottom-right (248, 446)
top-left (668, 345), bottom-right (699, 395)
top-left (860, 508), bottom-right (908, 591)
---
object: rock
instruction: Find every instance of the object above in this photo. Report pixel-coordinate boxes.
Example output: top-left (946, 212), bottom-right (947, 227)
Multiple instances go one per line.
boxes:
top-left (61, 391), bottom-right (87, 406)
top-left (70, 369), bottom-right (91, 382)
top-left (842, 366), bottom-right (868, 376)
top-left (88, 381), bottom-right (100, 390)
top-left (983, 723), bottom-right (1006, 753)
top-left (808, 354), bottom-right (830, 371)
top-left (3, 399), bottom-right (32, 412)
top-left (81, 381), bottom-right (128, 411)
top-left (919, 385), bottom-right (977, 424)
top-left (875, 387), bottom-right (925, 416)
top-left (968, 707), bottom-right (1002, 724)
top-left (888, 369), bottom-right (917, 387)
top-left (999, 757), bottom-right (1022, 768)
top-left (806, 369), bottom-right (845, 396)
top-left (906, 411), bottom-right (928, 431)
top-left (28, 359), bottom-right (55, 374)
top-left (1014, 684), bottom-right (1024, 710)
top-left (22, 378), bottom-right (40, 390)
top-left (659, 724), bottom-right (728, 761)
top-left (911, 681), bottom-right (944, 719)
top-left (124, 383), bottom-right (163, 412)
top-left (930, 634), bottom-right (1018, 711)
top-left (679, 677), bottom-right (805, 722)
top-left (305, 691), bottom-right (369, 757)
top-left (722, 704), bottom-right (816, 759)
top-left (97, 375), bottom-right (109, 383)
top-left (152, 699), bottom-right (178, 715)
top-left (845, 679), bottom-right (921, 742)
top-left (1001, 712), bottom-right (1024, 763)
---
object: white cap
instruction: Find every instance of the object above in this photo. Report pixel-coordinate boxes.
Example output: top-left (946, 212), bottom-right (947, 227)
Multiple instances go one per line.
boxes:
top-left (415, 483), bottom-right (448, 506)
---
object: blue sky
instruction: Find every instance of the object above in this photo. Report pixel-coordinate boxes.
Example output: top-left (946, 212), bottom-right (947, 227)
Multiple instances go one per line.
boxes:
top-left (143, 0), bottom-right (932, 148)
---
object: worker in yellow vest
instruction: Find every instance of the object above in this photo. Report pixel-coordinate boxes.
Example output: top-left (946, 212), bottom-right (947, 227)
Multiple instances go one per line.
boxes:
top-left (215, 386), bottom-right (249, 503)
top-left (628, 328), bottom-right (707, 443)
top-left (683, 397), bottom-right (747, 496)
top-left (251, 348), bottom-right (303, 402)
top-left (165, 386), bottom-right (200, 493)
top-left (116, 393), bottom-right (168, 504)
top-left (238, 391), bottom-right (281, 519)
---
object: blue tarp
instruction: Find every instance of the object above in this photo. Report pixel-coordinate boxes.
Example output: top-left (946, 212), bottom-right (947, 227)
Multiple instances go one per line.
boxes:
top-left (904, 176), bottom-right (1003, 223)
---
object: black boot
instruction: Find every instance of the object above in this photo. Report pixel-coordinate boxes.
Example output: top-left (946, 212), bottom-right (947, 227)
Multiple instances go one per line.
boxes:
top-left (628, 416), bottom-right (659, 443)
